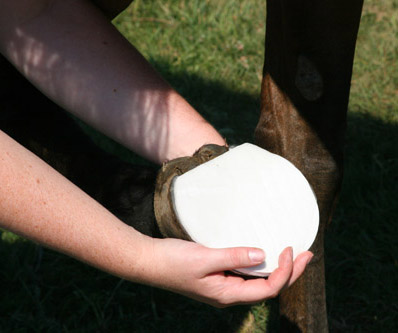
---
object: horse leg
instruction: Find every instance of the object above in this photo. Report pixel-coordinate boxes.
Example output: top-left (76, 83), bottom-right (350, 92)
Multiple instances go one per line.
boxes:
top-left (254, 1), bottom-right (363, 331)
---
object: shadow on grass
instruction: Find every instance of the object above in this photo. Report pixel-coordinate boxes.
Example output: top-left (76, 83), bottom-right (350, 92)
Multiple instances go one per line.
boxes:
top-left (0, 59), bottom-right (260, 332)
top-left (325, 111), bottom-right (398, 332)
top-left (1, 61), bottom-right (397, 332)
top-left (0, 239), bottom-right (255, 332)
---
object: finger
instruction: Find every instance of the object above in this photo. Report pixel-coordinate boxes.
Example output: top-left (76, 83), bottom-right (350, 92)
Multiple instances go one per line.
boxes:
top-left (202, 247), bottom-right (265, 275)
top-left (262, 247), bottom-right (294, 294)
top-left (286, 251), bottom-right (313, 287)
top-left (214, 248), bottom-right (295, 305)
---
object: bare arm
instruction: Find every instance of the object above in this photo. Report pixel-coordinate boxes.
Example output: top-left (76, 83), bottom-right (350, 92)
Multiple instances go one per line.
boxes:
top-left (0, 0), bottom-right (225, 164)
top-left (0, 129), bottom-right (147, 278)
top-left (0, 0), bottom-right (313, 307)
top-left (0, 130), bottom-right (312, 306)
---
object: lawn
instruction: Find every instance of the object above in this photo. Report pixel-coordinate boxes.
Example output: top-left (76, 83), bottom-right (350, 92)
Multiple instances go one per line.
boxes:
top-left (1, 0), bottom-right (397, 331)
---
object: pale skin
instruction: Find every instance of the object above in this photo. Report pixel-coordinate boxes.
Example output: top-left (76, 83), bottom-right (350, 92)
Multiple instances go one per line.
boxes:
top-left (0, 0), bottom-right (313, 308)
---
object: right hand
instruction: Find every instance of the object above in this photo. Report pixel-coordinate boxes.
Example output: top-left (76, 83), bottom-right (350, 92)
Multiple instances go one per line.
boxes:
top-left (137, 237), bottom-right (313, 308)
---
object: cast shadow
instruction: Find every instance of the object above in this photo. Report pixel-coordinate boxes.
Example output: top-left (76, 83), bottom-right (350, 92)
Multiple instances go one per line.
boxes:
top-left (0, 56), bottom-right (259, 332)
top-left (1, 55), bottom-right (396, 332)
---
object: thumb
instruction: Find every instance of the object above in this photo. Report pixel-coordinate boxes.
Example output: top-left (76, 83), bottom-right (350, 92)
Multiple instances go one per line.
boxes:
top-left (204, 247), bottom-right (265, 274)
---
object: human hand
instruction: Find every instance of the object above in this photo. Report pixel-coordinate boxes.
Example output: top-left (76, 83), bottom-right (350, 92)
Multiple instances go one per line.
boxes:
top-left (140, 237), bottom-right (313, 308)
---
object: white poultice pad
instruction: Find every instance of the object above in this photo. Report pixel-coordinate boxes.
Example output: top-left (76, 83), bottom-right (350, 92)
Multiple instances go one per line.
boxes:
top-left (170, 143), bottom-right (319, 277)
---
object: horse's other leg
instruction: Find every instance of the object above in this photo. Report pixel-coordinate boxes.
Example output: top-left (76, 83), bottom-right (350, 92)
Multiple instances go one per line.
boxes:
top-left (0, 56), bottom-right (160, 237)
top-left (254, 1), bottom-right (363, 331)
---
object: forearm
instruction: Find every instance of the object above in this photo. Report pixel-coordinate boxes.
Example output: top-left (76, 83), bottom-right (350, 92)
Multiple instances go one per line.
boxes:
top-left (0, 0), bottom-right (225, 163)
top-left (0, 129), bottom-right (152, 281)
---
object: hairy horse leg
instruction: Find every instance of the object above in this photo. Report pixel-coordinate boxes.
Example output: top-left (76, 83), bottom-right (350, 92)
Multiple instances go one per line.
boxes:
top-left (0, 56), bottom-right (160, 237)
top-left (254, 1), bottom-right (363, 331)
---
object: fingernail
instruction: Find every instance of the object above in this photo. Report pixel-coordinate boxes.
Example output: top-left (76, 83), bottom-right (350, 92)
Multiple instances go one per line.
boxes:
top-left (248, 249), bottom-right (265, 263)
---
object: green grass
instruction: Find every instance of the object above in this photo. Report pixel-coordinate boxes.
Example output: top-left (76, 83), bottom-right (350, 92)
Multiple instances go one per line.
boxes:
top-left (1, 0), bottom-right (397, 331)
top-left (324, 1), bottom-right (398, 331)
top-left (116, 0), bottom-right (266, 145)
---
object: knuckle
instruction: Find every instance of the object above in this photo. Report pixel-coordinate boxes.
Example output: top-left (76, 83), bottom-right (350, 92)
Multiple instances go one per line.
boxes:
top-left (227, 248), bottom-right (244, 267)
top-left (213, 302), bottom-right (227, 309)
top-left (214, 297), bottom-right (231, 308)
top-left (207, 288), bottom-right (233, 308)
top-left (269, 291), bottom-right (279, 299)
top-left (266, 281), bottom-right (281, 299)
